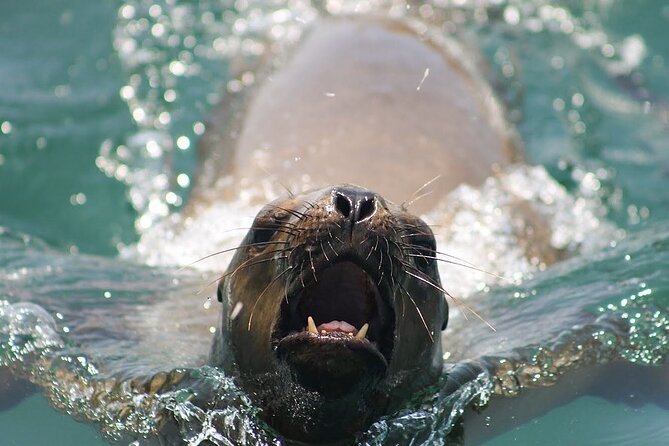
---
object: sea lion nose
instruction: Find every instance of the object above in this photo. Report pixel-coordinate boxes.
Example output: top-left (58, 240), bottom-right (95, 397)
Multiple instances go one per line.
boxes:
top-left (332, 187), bottom-right (377, 223)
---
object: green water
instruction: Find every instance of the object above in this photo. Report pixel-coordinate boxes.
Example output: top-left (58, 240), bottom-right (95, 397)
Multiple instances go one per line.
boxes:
top-left (0, 394), bottom-right (106, 446)
top-left (1, 0), bottom-right (668, 445)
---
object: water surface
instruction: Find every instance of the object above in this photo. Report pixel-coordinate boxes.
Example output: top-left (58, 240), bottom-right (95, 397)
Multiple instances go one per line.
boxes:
top-left (1, 0), bottom-right (668, 445)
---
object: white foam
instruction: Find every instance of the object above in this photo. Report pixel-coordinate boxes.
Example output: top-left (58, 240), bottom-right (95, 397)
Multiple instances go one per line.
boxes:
top-left (426, 165), bottom-right (618, 298)
top-left (127, 165), bottom-right (618, 301)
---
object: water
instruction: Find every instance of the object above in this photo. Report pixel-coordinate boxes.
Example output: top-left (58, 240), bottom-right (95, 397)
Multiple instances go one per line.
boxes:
top-left (1, 0), bottom-right (668, 444)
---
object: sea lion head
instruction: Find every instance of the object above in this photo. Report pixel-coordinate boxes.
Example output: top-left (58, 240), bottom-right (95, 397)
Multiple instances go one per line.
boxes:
top-left (211, 185), bottom-right (448, 442)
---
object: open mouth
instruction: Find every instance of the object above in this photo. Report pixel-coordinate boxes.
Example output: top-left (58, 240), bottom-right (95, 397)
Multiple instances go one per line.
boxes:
top-left (273, 257), bottom-right (395, 395)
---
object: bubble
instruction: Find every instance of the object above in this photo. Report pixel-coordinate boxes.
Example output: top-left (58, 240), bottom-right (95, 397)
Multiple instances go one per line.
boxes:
top-left (69, 193), bottom-right (87, 206)
top-left (176, 136), bottom-right (190, 150)
top-left (503, 6), bottom-right (520, 25)
top-left (145, 140), bottom-right (162, 158)
top-left (193, 122), bottom-right (205, 135)
top-left (132, 108), bottom-right (146, 123)
top-left (54, 84), bottom-right (71, 97)
top-left (151, 23), bottom-right (166, 38)
top-left (119, 4), bottom-right (135, 20)
top-left (158, 111), bottom-right (171, 125)
top-left (571, 93), bottom-right (584, 107)
top-left (148, 4), bottom-right (162, 18)
top-left (36, 137), bottom-right (47, 149)
top-left (176, 173), bottom-right (190, 188)
top-left (164, 89), bottom-right (177, 102)
top-left (601, 43), bottom-right (615, 58)
top-left (169, 61), bottom-right (186, 76)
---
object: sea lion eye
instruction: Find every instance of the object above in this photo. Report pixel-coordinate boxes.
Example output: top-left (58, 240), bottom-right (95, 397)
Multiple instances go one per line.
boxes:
top-left (250, 220), bottom-right (280, 246)
top-left (250, 208), bottom-right (290, 247)
top-left (410, 234), bottom-right (436, 273)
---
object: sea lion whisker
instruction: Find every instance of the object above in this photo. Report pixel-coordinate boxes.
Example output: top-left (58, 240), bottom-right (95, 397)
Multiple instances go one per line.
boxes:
top-left (308, 249), bottom-right (318, 282)
top-left (402, 263), bottom-right (497, 331)
top-left (388, 251), bottom-right (395, 288)
top-left (283, 272), bottom-right (290, 304)
top-left (247, 266), bottom-right (293, 331)
top-left (178, 241), bottom-right (289, 272)
top-left (398, 282), bottom-right (433, 342)
top-left (398, 262), bottom-right (469, 319)
top-left (389, 224), bottom-right (400, 239)
top-left (265, 205), bottom-right (303, 221)
top-left (405, 254), bottom-right (507, 281)
top-left (400, 223), bottom-right (444, 232)
top-left (364, 235), bottom-right (377, 261)
top-left (269, 205), bottom-right (308, 220)
top-left (398, 241), bottom-right (488, 272)
top-left (399, 232), bottom-right (440, 238)
top-left (278, 180), bottom-right (295, 198)
top-left (377, 270), bottom-right (385, 286)
top-left (401, 174), bottom-right (441, 210)
top-left (326, 238), bottom-right (339, 257)
top-left (320, 241), bottom-right (330, 262)
top-left (219, 222), bottom-right (302, 231)
top-left (298, 260), bottom-right (306, 289)
top-left (403, 189), bottom-right (435, 210)
top-left (390, 270), bottom-right (405, 318)
top-left (200, 251), bottom-right (290, 294)
top-left (431, 249), bottom-right (485, 268)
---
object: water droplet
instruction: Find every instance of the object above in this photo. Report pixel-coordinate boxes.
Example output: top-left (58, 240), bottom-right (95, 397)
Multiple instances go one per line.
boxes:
top-left (176, 136), bottom-right (190, 150)
top-left (193, 122), bottom-right (205, 135)
top-left (1, 121), bottom-right (12, 134)
top-left (164, 89), bottom-right (177, 102)
top-left (177, 173), bottom-right (190, 188)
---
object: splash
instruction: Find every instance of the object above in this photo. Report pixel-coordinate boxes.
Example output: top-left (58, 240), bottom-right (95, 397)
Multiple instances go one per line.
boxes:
top-left (101, 0), bottom-right (651, 245)
top-left (126, 164), bottom-right (618, 303)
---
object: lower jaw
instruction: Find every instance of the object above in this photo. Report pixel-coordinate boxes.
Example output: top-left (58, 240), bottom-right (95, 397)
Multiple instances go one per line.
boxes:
top-left (244, 365), bottom-right (389, 444)
top-left (275, 334), bottom-right (388, 397)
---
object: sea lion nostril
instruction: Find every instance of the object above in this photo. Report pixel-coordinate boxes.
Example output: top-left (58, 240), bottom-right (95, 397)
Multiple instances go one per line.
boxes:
top-left (356, 196), bottom-right (375, 222)
top-left (334, 193), bottom-right (352, 218)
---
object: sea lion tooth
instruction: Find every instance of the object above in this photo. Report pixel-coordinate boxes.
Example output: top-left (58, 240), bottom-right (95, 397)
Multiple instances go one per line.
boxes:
top-left (355, 323), bottom-right (369, 340)
top-left (307, 316), bottom-right (318, 334)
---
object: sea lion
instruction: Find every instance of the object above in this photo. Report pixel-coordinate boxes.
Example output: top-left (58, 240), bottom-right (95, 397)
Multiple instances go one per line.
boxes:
top-left (198, 17), bottom-right (515, 441)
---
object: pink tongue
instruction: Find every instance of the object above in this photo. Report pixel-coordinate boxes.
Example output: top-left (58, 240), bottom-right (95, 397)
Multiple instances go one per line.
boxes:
top-left (317, 320), bottom-right (358, 334)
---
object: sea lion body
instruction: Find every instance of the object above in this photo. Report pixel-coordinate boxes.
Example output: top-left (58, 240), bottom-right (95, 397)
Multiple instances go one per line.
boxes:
top-left (196, 18), bottom-right (516, 213)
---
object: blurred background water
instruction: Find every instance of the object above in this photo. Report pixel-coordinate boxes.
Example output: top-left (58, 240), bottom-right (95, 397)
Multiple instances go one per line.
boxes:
top-left (1, 0), bottom-right (668, 445)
